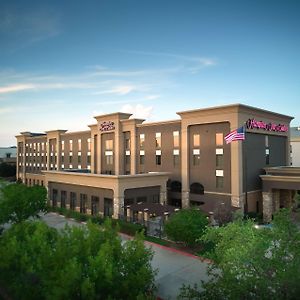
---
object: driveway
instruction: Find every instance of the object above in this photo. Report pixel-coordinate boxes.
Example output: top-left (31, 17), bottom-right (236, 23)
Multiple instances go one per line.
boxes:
top-left (41, 212), bottom-right (209, 299)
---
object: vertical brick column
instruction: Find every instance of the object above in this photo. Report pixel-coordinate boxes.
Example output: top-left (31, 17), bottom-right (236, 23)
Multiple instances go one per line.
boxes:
top-left (273, 189), bottom-right (280, 212)
top-left (263, 190), bottom-right (273, 223)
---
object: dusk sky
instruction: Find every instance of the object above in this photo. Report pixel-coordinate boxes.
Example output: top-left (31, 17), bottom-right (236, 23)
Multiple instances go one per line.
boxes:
top-left (0, 0), bottom-right (299, 146)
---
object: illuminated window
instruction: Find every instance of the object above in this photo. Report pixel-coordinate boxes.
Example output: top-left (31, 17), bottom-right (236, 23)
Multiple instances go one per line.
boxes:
top-left (173, 131), bottom-right (179, 148)
top-left (61, 140), bottom-right (65, 151)
top-left (69, 140), bottom-right (73, 151)
top-left (193, 134), bottom-right (200, 147)
top-left (140, 134), bottom-right (145, 148)
top-left (105, 139), bottom-right (113, 150)
top-left (155, 132), bottom-right (161, 148)
top-left (78, 139), bottom-right (81, 151)
top-left (87, 138), bottom-right (91, 151)
top-left (216, 133), bottom-right (223, 146)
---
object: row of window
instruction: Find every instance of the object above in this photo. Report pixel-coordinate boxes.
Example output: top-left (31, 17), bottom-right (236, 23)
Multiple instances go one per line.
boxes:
top-left (21, 138), bottom-right (92, 153)
top-left (52, 189), bottom-right (113, 216)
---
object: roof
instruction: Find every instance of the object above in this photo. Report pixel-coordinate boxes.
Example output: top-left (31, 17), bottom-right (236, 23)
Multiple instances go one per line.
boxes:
top-left (177, 103), bottom-right (294, 120)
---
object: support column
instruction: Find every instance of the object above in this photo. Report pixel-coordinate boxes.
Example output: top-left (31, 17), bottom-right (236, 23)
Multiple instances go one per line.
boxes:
top-left (182, 191), bottom-right (190, 208)
top-left (130, 128), bottom-right (137, 175)
top-left (113, 187), bottom-right (125, 219)
top-left (160, 184), bottom-right (167, 205)
top-left (281, 189), bottom-right (293, 208)
top-left (181, 125), bottom-right (190, 208)
top-left (263, 190), bottom-right (273, 223)
top-left (273, 189), bottom-right (280, 212)
top-left (46, 139), bottom-right (51, 171)
top-left (97, 134), bottom-right (101, 174)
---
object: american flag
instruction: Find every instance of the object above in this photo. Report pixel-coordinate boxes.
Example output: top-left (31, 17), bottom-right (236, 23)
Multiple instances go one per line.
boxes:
top-left (224, 126), bottom-right (245, 144)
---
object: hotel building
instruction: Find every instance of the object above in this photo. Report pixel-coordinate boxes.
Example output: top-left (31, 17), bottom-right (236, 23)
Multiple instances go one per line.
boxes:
top-left (16, 104), bottom-right (298, 222)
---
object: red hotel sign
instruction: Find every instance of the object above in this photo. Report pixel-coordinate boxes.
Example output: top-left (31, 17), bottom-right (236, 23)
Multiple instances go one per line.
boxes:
top-left (100, 121), bottom-right (115, 132)
top-left (246, 118), bottom-right (288, 132)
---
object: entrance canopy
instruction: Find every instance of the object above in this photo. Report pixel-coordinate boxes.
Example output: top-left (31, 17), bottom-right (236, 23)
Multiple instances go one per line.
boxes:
top-left (260, 167), bottom-right (300, 191)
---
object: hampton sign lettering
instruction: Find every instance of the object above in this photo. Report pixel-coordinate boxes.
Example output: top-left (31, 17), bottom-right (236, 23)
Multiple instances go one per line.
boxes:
top-left (100, 121), bottom-right (115, 132)
top-left (246, 118), bottom-right (288, 133)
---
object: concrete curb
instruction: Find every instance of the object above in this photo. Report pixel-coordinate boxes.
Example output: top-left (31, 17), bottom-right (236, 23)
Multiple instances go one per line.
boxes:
top-left (118, 232), bottom-right (213, 263)
top-left (48, 213), bottom-right (213, 264)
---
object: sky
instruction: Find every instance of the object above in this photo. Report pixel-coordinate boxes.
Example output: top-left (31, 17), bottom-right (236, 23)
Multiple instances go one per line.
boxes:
top-left (0, 0), bottom-right (299, 146)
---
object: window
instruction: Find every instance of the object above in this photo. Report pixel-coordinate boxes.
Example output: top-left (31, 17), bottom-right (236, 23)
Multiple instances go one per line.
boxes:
top-left (140, 152), bottom-right (145, 165)
top-left (52, 189), bottom-right (58, 207)
top-left (266, 148), bottom-right (270, 165)
top-left (216, 154), bottom-right (223, 168)
top-left (69, 140), bottom-right (73, 151)
top-left (6, 153), bottom-right (11, 158)
top-left (173, 149), bottom-right (180, 166)
top-left (156, 154), bottom-right (161, 165)
top-left (139, 134), bottom-right (145, 148)
top-left (105, 139), bottom-right (113, 150)
top-left (87, 155), bottom-right (91, 164)
top-left (125, 154), bottom-right (130, 165)
top-left (216, 170), bottom-right (224, 188)
top-left (155, 132), bottom-right (161, 148)
top-left (78, 155), bottom-right (81, 163)
top-left (87, 138), bottom-right (91, 151)
top-left (105, 151), bottom-right (113, 165)
top-left (216, 176), bottom-right (224, 188)
top-left (125, 137), bottom-right (130, 150)
top-left (70, 192), bottom-right (76, 210)
top-left (173, 131), bottom-right (179, 148)
top-left (216, 133), bottom-right (223, 146)
top-left (91, 196), bottom-right (99, 215)
top-left (80, 193), bottom-right (87, 213)
top-left (61, 140), bottom-right (65, 151)
top-left (265, 135), bottom-right (269, 147)
top-left (78, 139), bottom-right (81, 151)
top-left (69, 155), bottom-right (72, 163)
top-left (190, 182), bottom-right (204, 194)
top-left (193, 149), bottom-right (200, 166)
top-left (156, 150), bottom-right (161, 165)
top-left (193, 134), bottom-right (200, 147)
top-left (61, 155), bottom-right (64, 163)
top-left (61, 191), bottom-right (67, 208)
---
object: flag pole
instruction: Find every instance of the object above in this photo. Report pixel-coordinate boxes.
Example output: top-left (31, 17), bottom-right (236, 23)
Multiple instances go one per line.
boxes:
top-left (243, 124), bottom-right (248, 215)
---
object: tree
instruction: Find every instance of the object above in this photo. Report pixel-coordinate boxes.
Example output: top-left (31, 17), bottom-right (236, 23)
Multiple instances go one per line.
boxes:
top-left (164, 208), bottom-right (209, 247)
top-left (0, 183), bottom-right (47, 224)
top-left (0, 220), bottom-right (156, 299)
top-left (180, 209), bottom-right (300, 299)
top-left (0, 162), bottom-right (16, 178)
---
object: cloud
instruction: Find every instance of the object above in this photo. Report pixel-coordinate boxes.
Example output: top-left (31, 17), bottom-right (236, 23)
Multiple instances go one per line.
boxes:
top-left (121, 104), bottom-right (153, 120)
top-left (0, 107), bottom-right (13, 114)
top-left (121, 50), bottom-right (217, 74)
top-left (93, 85), bottom-right (137, 96)
top-left (145, 95), bottom-right (161, 100)
top-left (0, 84), bottom-right (35, 94)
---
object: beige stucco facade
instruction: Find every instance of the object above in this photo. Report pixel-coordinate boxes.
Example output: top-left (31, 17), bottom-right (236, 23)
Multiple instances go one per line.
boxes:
top-left (16, 103), bottom-right (293, 220)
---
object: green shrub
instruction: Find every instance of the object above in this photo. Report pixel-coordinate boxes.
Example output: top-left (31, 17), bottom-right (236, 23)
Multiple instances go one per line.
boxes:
top-left (114, 219), bottom-right (144, 236)
top-left (164, 208), bottom-right (209, 247)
